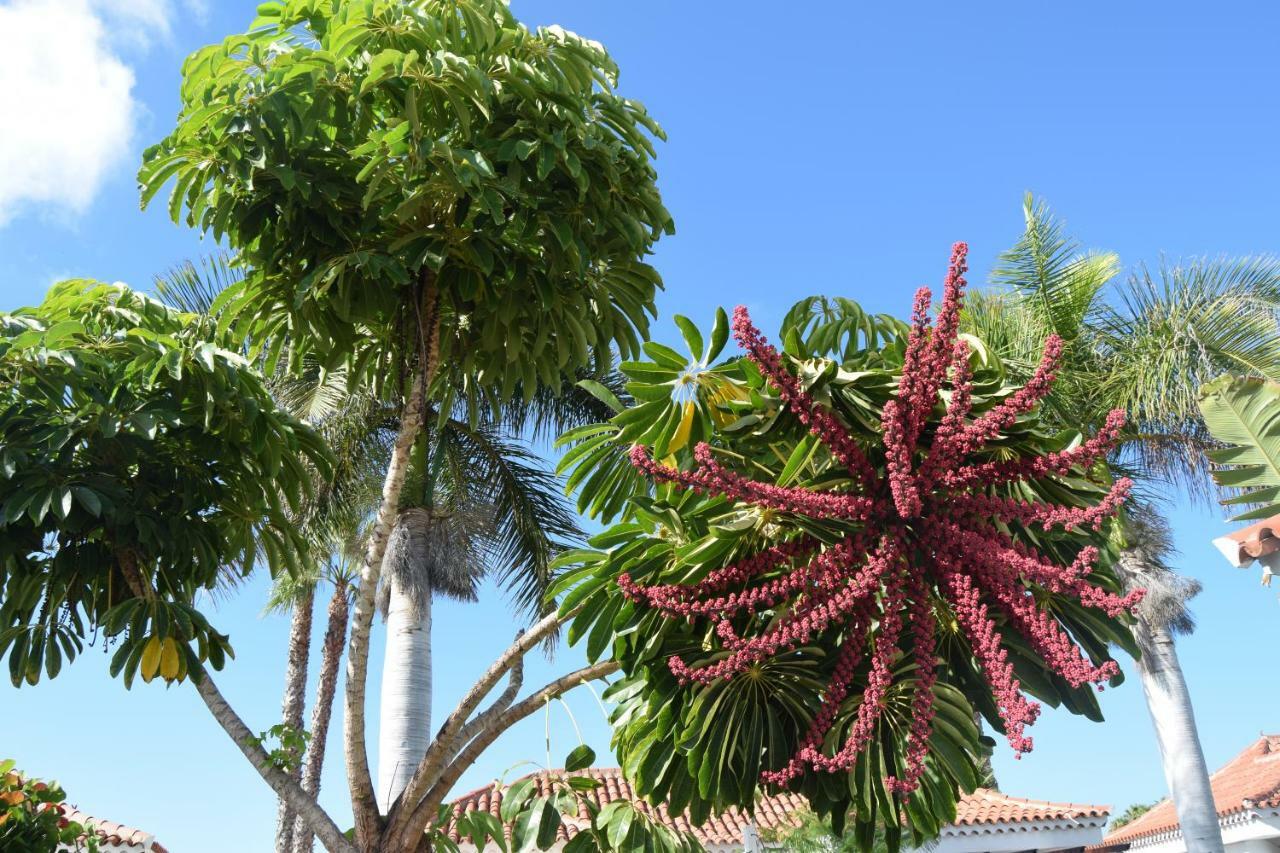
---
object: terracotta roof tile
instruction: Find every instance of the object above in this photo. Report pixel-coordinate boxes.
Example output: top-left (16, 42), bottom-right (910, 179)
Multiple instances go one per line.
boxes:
top-left (446, 769), bottom-right (1110, 847)
top-left (445, 767), bottom-right (807, 847)
top-left (1099, 734), bottom-right (1280, 848)
top-left (61, 804), bottom-right (167, 852)
top-left (1212, 515), bottom-right (1280, 568)
top-left (952, 787), bottom-right (1110, 825)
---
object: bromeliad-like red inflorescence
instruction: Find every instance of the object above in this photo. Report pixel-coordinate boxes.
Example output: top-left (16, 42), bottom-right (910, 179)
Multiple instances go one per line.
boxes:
top-left (618, 242), bottom-right (1143, 795)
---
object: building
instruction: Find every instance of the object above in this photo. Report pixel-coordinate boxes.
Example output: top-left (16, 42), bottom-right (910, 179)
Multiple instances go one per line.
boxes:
top-left (57, 805), bottom-right (167, 853)
top-left (1093, 734), bottom-right (1280, 853)
top-left (446, 767), bottom-right (1111, 852)
top-left (935, 788), bottom-right (1112, 853)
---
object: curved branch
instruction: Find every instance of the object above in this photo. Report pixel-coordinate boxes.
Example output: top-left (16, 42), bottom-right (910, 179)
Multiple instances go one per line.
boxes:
top-left (387, 661), bottom-right (620, 852)
top-left (448, 649), bottom-right (525, 764)
top-left (192, 669), bottom-right (355, 853)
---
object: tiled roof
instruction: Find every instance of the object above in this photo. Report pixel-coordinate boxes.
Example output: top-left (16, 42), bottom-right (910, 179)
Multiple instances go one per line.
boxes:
top-left (952, 787), bottom-right (1110, 826)
top-left (61, 804), bottom-right (168, 852)
top-left (446, 769), bottom-right (1110, 848)
top-left (446, 767), bottom-right (807, 847)
top-left (1098, 734), bottom-right (1280, 848)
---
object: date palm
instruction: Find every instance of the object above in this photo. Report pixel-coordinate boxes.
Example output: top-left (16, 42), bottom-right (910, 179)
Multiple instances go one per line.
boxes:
top-left (964, 195), bottom-right (1280, 852)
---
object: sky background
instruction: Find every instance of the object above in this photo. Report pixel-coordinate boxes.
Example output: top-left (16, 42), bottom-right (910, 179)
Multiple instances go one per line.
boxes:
top-left (1, 1), bottom-right (1279, 851)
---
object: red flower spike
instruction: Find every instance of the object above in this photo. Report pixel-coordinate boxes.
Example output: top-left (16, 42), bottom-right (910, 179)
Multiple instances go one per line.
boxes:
top-left (732, 308), bottom-right (878, 486)
top-left (620, 246), bottom-right (1141, 794)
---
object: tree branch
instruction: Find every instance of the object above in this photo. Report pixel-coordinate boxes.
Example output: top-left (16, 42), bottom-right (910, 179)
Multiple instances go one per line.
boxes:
top-left (448, 647), bottom-right (525, 765)
top-left (386, 661), bottom-right (619, 851)
top-left (192, 668), bottom-right (355, 853)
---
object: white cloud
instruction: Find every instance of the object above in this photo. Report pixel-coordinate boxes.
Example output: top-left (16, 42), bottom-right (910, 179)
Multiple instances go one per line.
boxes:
top-left (0, 0), bottom-right (196, 226)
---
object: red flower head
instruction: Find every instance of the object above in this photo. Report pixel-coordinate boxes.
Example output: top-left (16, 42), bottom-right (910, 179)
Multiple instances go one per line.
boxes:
top-left (620, 242), bottom-right (1142, 794)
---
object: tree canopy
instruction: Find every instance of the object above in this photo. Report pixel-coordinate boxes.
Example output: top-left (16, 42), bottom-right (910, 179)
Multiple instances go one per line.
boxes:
top-left (0, 281), bottom-right (329, 688)
top-left (552, 251), bottom-right (1140, 851)
top-left (140, 0), bottom-right (672, 402)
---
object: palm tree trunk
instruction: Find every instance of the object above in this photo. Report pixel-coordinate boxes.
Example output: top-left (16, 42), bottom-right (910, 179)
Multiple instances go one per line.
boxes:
top-left (1132, 613), bottom-right (1224, 852)
top-left (376, 578), bottom-right (433, 813)
top-left (345, 282), bottom-right (439, 847)
top-left (277, 587), bottom-right (316, 853)
top-left (291, 581), bottom-right (350, 853)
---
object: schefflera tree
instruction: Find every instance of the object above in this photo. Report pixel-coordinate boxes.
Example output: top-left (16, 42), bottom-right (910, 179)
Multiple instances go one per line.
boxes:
top-left (140, 1), bottom-right (671, 849)
top-left (0, 282), bottom-right (342, 844)
top-left (554, 245), bottom-right (1144, 851)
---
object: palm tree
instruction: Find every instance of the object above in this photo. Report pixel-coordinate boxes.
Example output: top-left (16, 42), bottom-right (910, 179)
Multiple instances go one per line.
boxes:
top-left (271, 540), bottom-right (360, 853)
top-left (374, 417), bottom-right (581, 811)
top-left (276, 361), bottom-right (622, 820)
top-left (964, 195), bottom-right (1280, 852)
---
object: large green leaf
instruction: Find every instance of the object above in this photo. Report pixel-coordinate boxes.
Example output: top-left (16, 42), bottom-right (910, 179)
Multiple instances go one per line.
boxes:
top-left (1198, 374), bottom-right (1280, 520)
top-left (140, 0), bottom-right (673, 409)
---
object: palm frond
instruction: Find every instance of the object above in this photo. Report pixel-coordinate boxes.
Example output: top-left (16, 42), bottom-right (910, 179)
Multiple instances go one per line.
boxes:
top-left (153, 253), bottom-right (242, 317)
top-left (990, 193), bottom-right (1119, 342)
top-left (500, 355), bottom-right (633, 443)
top-left (1100, 256), bottom-right (1280, 499)
top-left (435, 418), bottom-right (581, 620)
top-left (1117, 505), bottom-right (1202, 635)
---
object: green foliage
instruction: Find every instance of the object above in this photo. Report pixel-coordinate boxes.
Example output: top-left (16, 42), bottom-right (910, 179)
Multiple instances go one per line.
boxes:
top-left (141, 0), bottom-right (672, 404)
top-left (1198, 374), bottom-right (1280, 521)
top-left (0, 759), bottom-right (99, 852)
top-left (0, 281), bottom-right (331, 687)
top-left (761, 807), bottom-right (885, 852)
top-left (552, 308), bottom-right (1132, 851)
top-left (971, 193), bottom-right (1280, 504)
top-left (251, 723), bottom-right (314, 773)
top-left (425, 748), bottom-right (703, 852)
top-left (1110, 800), bottom-right (1157, 830)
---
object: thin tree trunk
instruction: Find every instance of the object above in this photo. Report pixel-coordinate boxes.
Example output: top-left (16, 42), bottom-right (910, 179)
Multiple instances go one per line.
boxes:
top-left (377, 580), bottom-right (433, 812)
top-left (194, 669), bottom-right (357, 853)
top-left (345, 281), bottom-right (440, 848)
top-left (277, 587), bottom-right (316, 853)
top-left (292, 582), bottom-right (351, 853)
top-left (116, 551), bottom-right (352, 852)
top-left (1132, 614), bottom-right (1225, 853)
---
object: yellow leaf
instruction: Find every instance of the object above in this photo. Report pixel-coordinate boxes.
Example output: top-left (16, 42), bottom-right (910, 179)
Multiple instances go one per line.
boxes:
top-left (667, 401), bottom-right (696, 454)
top-left (160, 638), bottom-right (181, 682)
top-left (140, 636), bottom-right (162, 684)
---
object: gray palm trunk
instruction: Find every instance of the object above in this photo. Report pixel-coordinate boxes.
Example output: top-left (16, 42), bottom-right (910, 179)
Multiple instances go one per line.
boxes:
top-left (1119, 546), bottom-right (1225, 853)
top-left (1131, 612), bottom-right (1223, 852)
top-left (276, 586), bottom-right (315, 853)
top-left (377, 578), bottom-right (434, 811)
top-left (292, 581), bottom-right (351, 853)
top-left (374, 507), bottom-right (484, 815)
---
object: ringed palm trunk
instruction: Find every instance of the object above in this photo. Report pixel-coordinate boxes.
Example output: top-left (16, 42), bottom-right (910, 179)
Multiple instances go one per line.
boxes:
top-left (291, 581), bottom-right (351, 853)
top-left (276, 587), bottom-right (316, 853)
top-left (1119, 545), bottom-right (1224, 853)
top-left (377, 577), bottom-right (434, 812)
top-left (1131, 608), bottom-right (1224, 853)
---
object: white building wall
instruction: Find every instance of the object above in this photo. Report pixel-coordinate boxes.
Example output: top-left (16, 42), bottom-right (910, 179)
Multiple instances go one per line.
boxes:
top-left (1127, 809), bottom-right (1280, 853)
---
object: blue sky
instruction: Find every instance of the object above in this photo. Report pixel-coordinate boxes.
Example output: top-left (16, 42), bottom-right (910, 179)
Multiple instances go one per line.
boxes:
top-left (1, 1), bottom-right (1278, 850)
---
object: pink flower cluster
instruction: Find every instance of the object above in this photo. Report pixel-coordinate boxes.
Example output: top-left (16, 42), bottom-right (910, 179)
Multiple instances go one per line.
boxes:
top-left (618, 242), bottom-right (1143, 796)
top-left (632, 443), bottom-right (876, 520)
top-left (732, 306), bottom-right (877, 486)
